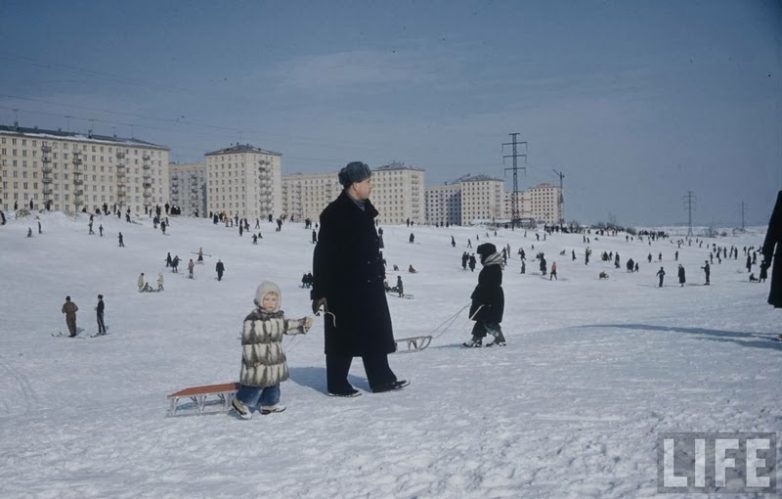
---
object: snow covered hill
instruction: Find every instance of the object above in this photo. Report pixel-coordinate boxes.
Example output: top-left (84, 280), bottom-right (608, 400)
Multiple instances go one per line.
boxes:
top-left (0, 211), bottom-right (779, 498)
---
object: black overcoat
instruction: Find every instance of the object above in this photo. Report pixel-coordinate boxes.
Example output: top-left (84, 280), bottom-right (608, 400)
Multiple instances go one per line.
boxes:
top-left (312, 192), bottom-right (395, 355)
top-left (762, 190), bottom-right (782, 308)
top-left (469, 263), bottom-right (504, 323)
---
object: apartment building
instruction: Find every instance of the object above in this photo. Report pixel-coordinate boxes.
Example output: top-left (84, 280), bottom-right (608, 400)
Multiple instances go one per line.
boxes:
top-left (169, 162), bottom-right (207, 217)
top-left (424, 182), bottom-right (462, 225)
top-left (282, 163), bottom-right (425, 225)
top-left (370, 163), bottom-right (425, 225)
top-left (0, 124), bottom-right (169, 214)
top-left (281, 171), bottom-right (342, 222)
top-left (205, 144), bottom-right (282, 220)
top-left (459, 175), bottom-right (505, 225)
top-left (504, 182), bottom-right (563, 225)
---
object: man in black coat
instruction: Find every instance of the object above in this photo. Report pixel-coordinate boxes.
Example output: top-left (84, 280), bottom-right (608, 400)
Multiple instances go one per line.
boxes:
top-left (311, 161), bottom-right (406, 396)
top-left (761, 191), bottom-right (782, 313)
top-left (464, 243), bottom-right (506, 347)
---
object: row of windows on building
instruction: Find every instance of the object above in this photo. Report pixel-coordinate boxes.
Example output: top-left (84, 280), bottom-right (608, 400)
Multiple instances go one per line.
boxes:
top-left (1, 136), bottom-right (165, 155)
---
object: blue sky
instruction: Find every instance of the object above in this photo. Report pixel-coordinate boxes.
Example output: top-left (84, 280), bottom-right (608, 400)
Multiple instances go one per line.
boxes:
top-left (1, 0), bottom-right (780, 226)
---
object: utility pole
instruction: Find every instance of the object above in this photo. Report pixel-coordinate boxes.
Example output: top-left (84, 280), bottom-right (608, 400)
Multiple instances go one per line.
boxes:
top-left (552, 169), bottom-right (565, 226)
top-left (740, 201), bottom-right (746, 230)
top-left (502, 133), bottom-right (527, 229)
top-left (684, 191), bottom-right (696, 237)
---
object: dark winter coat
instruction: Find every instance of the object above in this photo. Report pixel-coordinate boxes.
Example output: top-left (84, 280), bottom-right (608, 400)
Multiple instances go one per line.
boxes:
top-left (762, 190), bottom-right (782, 307)
top-left (312, 191), bottom-right (395, 356)
top-left (469, 256), bottom-right (504, 324)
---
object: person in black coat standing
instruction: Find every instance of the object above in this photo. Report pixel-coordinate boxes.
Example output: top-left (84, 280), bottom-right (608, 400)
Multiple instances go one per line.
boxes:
top-left (464, 243), bottom-right (506, 347)
top-left (761, 191), bottom-right (782, 319)
top-left (311, 161), bottom-right (406, 396)
top-left (96, 294), bottom-right (107, 335)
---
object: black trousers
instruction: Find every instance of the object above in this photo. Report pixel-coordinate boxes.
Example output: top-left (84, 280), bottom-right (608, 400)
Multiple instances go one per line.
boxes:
top-left (326, 353), bottom-right (396, 393)
top-left (97, 313), bottom-right (106, 334)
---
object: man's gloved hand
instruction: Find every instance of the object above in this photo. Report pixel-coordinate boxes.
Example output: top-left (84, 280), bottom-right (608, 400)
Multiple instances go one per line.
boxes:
top-left (312, 297), bottom-right (328, 315)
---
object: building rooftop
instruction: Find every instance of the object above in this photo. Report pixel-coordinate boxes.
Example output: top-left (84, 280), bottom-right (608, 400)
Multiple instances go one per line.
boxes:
top-left (375, 162), bottom-right (424, 172)
top-left (205, 143), bottom-right (281, 157)
top-left (0, 123), bottom-right (168, 150)
top-left (460, 174), bottom-right (503, 183)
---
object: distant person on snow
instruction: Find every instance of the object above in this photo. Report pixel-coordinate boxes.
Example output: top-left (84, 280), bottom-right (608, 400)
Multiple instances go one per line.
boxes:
top-left (657, 267), bottom-right (666, 288)
top-left (677, 264), bottom-right (686, 287)
top-left (61, 296), bottom-right (79, 337)
top-left (216, 259), bottom-right (225, 281)
top-left (701, 261), bottom-right (710, 285)
top-left (463, 243), bottom-right (506, 348)
top-left (157, 273), bottom-right (164, 292)
top-left (96, 294), bottom-right (106, 335)
top-left (231, 281), bottom-right (313, 420)
top-left (138, 273), bottom-right (152, 292)
top-left (188, 259), bottom-right (195, 279)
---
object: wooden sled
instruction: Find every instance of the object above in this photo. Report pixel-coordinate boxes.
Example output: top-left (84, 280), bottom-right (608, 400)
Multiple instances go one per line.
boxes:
top-left (394, 335), bottom-right (432, 353)
top-left (166, 382), bottom-right (239, 417)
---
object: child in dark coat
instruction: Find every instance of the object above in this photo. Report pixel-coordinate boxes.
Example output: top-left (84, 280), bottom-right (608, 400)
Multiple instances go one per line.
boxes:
top-left (464, 243), bottom-right (506, 347)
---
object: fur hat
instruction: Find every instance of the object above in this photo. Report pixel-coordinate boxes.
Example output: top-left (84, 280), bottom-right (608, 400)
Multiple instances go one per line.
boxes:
top-left (338, 161), bottom-right (371, 188)
top-left (476, 243), bottom-right (497, 261)
top-left (255, 280), bottom-right (281, 309)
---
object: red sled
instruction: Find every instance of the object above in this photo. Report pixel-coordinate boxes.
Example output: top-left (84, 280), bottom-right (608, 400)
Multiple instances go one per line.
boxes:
top-left (166, 382), bottom-right (239, 417)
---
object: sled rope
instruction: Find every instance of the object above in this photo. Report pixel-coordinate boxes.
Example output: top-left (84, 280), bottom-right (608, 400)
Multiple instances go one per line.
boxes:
top-left (429, 303), bottom-right (472, 339)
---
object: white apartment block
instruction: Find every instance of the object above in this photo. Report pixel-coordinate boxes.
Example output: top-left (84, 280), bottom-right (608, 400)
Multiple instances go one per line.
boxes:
top-left (205, 144), bottom-right (282, 220)
top-left (505, 182), bottom-right (563, 225)
top-left (282, 163), bottom-right (425, 225)
top-left (460, 175), bottom-right (505, 225)
top-left (370, 163), bottom-right (425, 225)
top-left (0, 124), bottom-right (169, 214)
top-left (425, 183), bottom-right (462, 225)
top-left (169, 162), bottom-right (207, 217)
top-left (281, 171), bottom-right (342, 222)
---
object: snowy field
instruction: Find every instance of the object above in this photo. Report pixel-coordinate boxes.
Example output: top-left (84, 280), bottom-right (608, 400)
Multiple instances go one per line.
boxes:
top-left (0, 211), bottom-right (779, 498)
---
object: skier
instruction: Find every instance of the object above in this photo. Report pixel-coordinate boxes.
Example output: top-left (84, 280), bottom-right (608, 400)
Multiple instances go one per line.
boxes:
top-left (96, 294), bottom-right (106, 335)
top-left (230, 281), bottom-right (313, 419)
top-left (677, 264), bottom-right (686, 287)
top-left (61, 296), bottom-right (79, 337)
top-left (463, 243), bottom-right (506, 347)
top-left (701, 261), bottom-right (710, 285)
top-left (216, 259), bottom-right (225, 281)
top-left (657, 267), bottom-right (666, 287)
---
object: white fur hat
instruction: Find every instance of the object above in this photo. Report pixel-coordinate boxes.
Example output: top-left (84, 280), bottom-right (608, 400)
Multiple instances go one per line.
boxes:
top-left (255, 280), bottom-right (281, 308)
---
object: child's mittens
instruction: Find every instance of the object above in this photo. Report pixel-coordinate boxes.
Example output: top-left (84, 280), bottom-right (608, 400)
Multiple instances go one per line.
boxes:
top-left (302, 316), bottom-right (314, 333)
